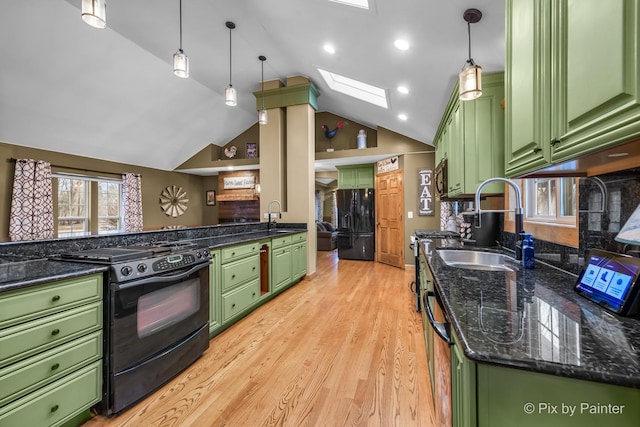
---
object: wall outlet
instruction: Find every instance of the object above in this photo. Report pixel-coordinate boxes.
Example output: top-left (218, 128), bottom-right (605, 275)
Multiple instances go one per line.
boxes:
top-left (263, 213), bottom-right (269, 218)
top-left (264, 213), bottom-right (279, 219)
top-left (408, 211), bottom-right (413, 219)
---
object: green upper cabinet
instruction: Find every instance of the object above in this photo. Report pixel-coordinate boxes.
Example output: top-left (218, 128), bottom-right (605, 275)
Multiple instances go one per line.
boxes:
top-left (435, 72), bottom-right (505, 197)
top-left (553, 0), bottom-right (640, 162)
top-left (506, 0), bottom-right (640, 177)
top-left (505, 0), bottom-right (552, 177)
top-left (337, 164), bottom-right (375, 189)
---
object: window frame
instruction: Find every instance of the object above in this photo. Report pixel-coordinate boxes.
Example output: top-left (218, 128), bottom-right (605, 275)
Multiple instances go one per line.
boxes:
top-left (53, 172), bottom-right (124, 238)
top-left (504, 178), bottom-right (579, 247)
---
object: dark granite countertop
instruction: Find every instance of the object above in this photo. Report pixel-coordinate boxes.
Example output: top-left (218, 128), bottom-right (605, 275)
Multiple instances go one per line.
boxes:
top-left (0, 227), bottom-right (306, 293)
top-left (0, 259), bottom-right (108, 293)
top-left (421, 239), bottom-right (640, 389)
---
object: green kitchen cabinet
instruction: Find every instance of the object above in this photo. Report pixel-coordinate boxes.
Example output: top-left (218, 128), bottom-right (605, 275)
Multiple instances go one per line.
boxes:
top-left (434, 72), bottom-right (505, 197)
top-left (219, 242), bottom-right (261, 327)
top-left (448, 327), bottom-right (640, 427)
top-left (209, 249), bottom-right (221, 335)
top-left (337, 164), bottom-right (375, 189)
top-left (291, 241), bottom-right (307, 281)
top-left (0, 273), bottom-right (103, 427)
top-left (271, 245), bottom-right (292, 291)
top-left (451, 333), bottom-right (476, 427)
top-left (505, 0), bottom-right (640, 177)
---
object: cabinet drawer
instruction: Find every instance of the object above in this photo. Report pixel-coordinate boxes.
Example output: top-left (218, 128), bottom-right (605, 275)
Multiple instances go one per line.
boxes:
top-left (221, 256), bottom-right (259, 292)
top-left (290, 232), bottom-right (307, 243)
top-left (0, 331), bottom-right (101, 406)
top-left (272, 234), bottom-right (293, 249)
top-left (0, 360), bottom-right (101, 427)
top-left (0, 302), bottom-right (102, 369)
top-left (221, 241), bottom-right (260, 263)
top-left (0, 274), bottom-right (102, 329)
top-left (222, 279), bottom-right (260, 322)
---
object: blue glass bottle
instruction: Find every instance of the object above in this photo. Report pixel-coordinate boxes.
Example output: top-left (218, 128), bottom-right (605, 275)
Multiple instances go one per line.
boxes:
top-left (521, 233), bottom-right (535, 269)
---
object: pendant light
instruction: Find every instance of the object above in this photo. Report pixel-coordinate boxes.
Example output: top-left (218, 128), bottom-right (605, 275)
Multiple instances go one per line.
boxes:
top-left (225, 22), bottom-right (237, 106)
top-left (258, 56), bottom-right (268, 125)
top-left (173, 0), bottom-right (189, 78)
top-left (81, 0), bottom-right (106, 29)
top-left (459, 8), bottom-right (483, 101)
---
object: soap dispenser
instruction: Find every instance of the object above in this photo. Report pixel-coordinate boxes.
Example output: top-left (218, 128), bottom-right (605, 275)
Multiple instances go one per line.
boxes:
top-left (521, 233), bottom-right (535, 269)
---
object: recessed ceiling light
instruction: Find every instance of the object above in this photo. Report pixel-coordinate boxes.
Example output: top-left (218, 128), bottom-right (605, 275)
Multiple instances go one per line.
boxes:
top-left (328, 0), bottom-right (369, 10)
top-left (397, 86), bottom-right (409, 94)
top-left (398, 113), bottom-right (408, 121)
top-left (227, 166), bottom-right (234, 170)
top-left (394, 39), bottom-right (410, 51)
top-left (323, 44), bottom-right (336, 54)
top-left (317, 68), bottom-right (388, 108)
top-left (608, 152), bottom-right (629, 158)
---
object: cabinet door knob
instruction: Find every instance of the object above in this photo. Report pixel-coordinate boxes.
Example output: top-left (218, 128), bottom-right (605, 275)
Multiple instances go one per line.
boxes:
top-left (532, 147), bottom-right (542, 154)
top-left (51, 363), bottom-right (60, 371)
top-left (51, 295), bottom-right (61, 302)
top-left (252, 266), bottom-right (256, 271)
top-left (231, 274), bottom-right (236, 279)
top-left (50, 404), bottom-right (59, 413)
top-left (252, 292), bottom-right (256, 297)
top-left (550, 138), bottom-right (561, 146)
top-left (232, 303), bottom-right (236, 308)
top-left (51, 329), bottom-right (60, 336)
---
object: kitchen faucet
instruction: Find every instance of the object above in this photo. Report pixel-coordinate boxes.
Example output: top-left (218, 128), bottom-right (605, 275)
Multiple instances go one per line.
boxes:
top-left (267, 200), bottom-right (282, 230)
top-left (474, 178), bottom-right (524, 260)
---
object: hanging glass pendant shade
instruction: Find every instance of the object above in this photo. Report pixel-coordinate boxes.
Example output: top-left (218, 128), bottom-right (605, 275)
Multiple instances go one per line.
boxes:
top-left (459, 60), bottom-right (482, 101)
top-left (459, 8), bottom-right (483, 101)
top-left (81, 0), bottom-right (107, 29)
top-left (258, 55), bottom-right (268, 125)
top-left (173, 49), bottom-right (189, 78)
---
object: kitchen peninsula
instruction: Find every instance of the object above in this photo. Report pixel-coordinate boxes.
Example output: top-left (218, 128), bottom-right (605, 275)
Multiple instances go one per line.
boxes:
top-left (0, 223), bottom-right (307, 426)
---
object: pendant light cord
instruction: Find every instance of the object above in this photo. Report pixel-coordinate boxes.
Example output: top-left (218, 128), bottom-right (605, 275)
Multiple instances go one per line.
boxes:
top-left (229, 26), bottom-right (233, 87)
top-left (261, 59), bottom-right (265, 109)
top-left (179, 0), bottom-right (183, 51)
top-left (467, 21), bottom-right (471, 63)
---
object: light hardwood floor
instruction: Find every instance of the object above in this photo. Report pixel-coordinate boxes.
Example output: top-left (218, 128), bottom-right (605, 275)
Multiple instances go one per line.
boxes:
top-left (84, 251), bottom-right (436, 427)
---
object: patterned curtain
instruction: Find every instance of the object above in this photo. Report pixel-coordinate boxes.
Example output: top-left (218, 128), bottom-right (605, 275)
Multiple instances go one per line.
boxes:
top-left (9, 159), bottom-right (54, 241)
top-left (122, 173), bottom-right (143, 232)
top-left (331, 190), bottom-right (338, 227)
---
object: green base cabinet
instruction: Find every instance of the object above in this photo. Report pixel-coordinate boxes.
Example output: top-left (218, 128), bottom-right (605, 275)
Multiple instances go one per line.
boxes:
top-left (506, 0), bottom-right (640, 178)
top-left (271, 246), bottom-right (292, 291)
top-left (0, 274), bottom-right (103, 427)
top-left (219, 242), bottom-right (261, 327)
top-left (337, 164), bottom-right (374, 189)
top-left (209, 249), bottom-right (221, 335)
top-left (450, 328), bottom-right (640, 427)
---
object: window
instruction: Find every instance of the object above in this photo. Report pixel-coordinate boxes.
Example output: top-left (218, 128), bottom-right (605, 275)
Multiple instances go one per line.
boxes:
top-left (505, 178), bottom-right (578, 247)
top-left (54, 174), bottom-right (123, 237)
top-left (525, 178), bottom-right (576, 223)
top-left (57, 177), bottom-right (89, 237)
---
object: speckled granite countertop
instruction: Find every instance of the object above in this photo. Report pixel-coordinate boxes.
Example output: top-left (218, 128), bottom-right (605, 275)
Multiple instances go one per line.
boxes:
top-left (422, 239), bottom-right (640, 389)
top-left (0, 228), bottom-right (306, 293)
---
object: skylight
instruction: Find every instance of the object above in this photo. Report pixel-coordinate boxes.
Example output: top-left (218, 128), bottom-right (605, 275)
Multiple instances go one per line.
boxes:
top-left (328, 0), bottom-right (369, 9)
top-left (317, 68), bottom-right (388, 109)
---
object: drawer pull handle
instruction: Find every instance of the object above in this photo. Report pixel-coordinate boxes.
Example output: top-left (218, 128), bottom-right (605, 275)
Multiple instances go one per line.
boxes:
top-left (252, 266), bottom-right (256, 271)
top-left (51, 405), bottom-right (59, 413)
top-left (51, 329), bottom-right (60, 336)
top-left (51, 363), bottom-right (60, 371)
top-left (51, 295), bottom-right (61, 302)
top-left (252, 292), bottom-right (256, 297)
top-left (232, 303), bottom-right (236, 308)
top-left (232, 274), bottom-right (236, 279)
top-left (232, 252), bottom-right (236, 256)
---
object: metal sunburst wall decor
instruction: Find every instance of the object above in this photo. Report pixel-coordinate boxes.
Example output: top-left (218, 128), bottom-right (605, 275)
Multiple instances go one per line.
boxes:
top-left (159, 185), bottom-right (189, 217)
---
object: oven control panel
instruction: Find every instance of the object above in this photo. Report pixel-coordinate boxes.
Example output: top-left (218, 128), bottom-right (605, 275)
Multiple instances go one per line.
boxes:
top-left (110, 248), bottom-right (211, 282)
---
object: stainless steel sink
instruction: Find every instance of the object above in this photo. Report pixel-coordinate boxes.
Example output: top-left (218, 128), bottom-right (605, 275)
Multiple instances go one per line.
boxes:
top-left (436, 249), bottom-right (517, 272)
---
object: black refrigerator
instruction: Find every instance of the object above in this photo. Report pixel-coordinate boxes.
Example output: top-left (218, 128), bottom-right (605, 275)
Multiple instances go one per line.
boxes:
top-left (337, 188), bottom-right (375, 260)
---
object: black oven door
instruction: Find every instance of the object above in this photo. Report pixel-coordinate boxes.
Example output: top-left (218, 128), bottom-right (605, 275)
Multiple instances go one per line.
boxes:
top-left (110, 262), bottom-right (210, 374)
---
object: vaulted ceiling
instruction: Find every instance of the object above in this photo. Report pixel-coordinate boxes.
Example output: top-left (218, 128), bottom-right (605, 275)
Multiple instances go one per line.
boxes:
top-left (0, 0), bottom-right (505, 172)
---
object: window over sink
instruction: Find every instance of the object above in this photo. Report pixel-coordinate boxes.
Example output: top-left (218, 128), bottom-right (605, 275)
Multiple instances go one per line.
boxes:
top-left (54, 173), bottom-right (123, 237)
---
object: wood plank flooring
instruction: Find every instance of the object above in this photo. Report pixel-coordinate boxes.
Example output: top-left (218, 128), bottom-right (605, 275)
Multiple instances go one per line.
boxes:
top-left (83, 251), bottom-right (436, 427)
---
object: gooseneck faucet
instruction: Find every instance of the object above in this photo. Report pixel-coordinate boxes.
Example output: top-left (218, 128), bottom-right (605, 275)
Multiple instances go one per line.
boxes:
top-left (267, 200), bottom-right (282, 230)
top-left (474, 178), bottom-right (525, 260)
